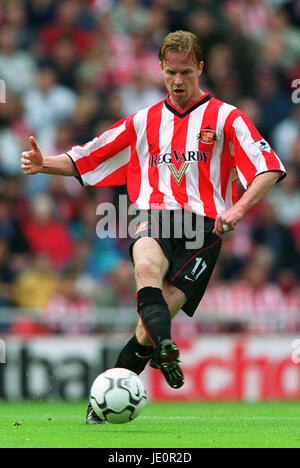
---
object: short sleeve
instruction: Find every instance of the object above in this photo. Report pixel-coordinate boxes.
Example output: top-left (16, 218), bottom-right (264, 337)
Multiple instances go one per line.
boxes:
top-left (66, 116), bottom-right (135, 187)
top-left (225, 109), bottom-right (286, 189)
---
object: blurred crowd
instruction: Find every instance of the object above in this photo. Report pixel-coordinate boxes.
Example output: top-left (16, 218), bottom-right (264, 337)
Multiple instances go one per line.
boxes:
top-left (0, 0), bottom-right (299, 335)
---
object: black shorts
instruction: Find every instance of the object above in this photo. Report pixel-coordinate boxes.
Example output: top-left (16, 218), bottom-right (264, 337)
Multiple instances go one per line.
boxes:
top-left (129, 210), bottom-right (222, 316)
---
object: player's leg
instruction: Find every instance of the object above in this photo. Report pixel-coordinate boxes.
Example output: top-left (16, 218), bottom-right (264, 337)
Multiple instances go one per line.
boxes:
top-left (135, 281), bottom-right (186, 345)
top-left (133, 237), bottom-right (172, 348)
top-left (133, 238), bottom-right (186, 388)
top-left (115, 281), bottom-right (186, 374)
top-left (133, 279), bottom-right (186, 389)
top-left (114, 237), bottom-right (171, 374)
top-left (114, 281), bottom-right (185, 373)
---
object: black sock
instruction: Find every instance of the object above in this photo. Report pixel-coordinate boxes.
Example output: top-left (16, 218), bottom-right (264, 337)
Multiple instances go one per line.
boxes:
top-left (114, 335), bottom-right (153, 375)
top-left (137, 286), bottom-right (171, 348)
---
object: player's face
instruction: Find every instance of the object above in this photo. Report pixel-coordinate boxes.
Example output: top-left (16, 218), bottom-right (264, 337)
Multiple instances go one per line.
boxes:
top-left (160, 51), bottom-right (204, 110)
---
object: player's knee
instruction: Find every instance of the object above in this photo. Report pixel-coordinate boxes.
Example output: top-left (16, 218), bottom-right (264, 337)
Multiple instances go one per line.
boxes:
top-left (134, 257), bottom-right (162, 283)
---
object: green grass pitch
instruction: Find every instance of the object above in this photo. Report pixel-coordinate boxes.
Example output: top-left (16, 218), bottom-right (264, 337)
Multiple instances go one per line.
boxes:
top-left (1, 401), bottom-right (300, 448)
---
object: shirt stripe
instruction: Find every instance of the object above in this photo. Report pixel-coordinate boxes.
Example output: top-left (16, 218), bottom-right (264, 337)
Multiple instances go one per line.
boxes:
top-left (197, 98), bottom-right (223, 218)
top-left (184, 103), bottom-right (208, 214)
top-left (147, 101), bottom-right (166, 208)
top-left (134, 108), bottom-right (153, 209)
top-left (157, 105), bottom-right (178, 208)
top-left (170, 113), bottom-right (191, 210)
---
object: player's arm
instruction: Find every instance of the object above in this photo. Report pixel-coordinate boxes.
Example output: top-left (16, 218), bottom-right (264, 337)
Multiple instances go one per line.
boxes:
top-left (213, 171), bottom-right (281, 237)
top-left (21, 136), bottom-right (78, 177)
top-left (213, 109), bottom-right (286, 238)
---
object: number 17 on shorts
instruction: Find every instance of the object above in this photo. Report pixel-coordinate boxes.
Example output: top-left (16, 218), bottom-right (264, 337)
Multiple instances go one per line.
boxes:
top-left (185, 257), bottom-right (207, 282)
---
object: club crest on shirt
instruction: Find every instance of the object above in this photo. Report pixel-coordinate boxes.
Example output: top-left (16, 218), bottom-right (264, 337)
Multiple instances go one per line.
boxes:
top-left (197, 127), bottom-right (218, 144)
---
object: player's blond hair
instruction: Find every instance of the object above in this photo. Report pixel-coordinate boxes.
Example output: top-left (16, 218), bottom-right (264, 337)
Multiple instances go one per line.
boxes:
top-left (159, 30), bottom-right (203, 66)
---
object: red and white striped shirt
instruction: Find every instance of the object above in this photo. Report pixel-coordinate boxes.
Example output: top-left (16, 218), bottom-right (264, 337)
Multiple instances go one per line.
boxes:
top-left (67, 93), bottom-right (286, 219)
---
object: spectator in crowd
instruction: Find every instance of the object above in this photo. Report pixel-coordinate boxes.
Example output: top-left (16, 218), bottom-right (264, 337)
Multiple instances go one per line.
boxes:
top-left (291, 218), bottom-right (300, 280)
top-left (0, 238), bottom-right (16, 307)
top-left (25, 0), bottom-right (56, 31)
top-left (283, 0), bottom-right (300, 27)
top-left (146, 4), bottom-right (169, 51)
top-left (252, 68), bottom-right (292, 141)
top-left (22, 66), bottom-right (77, 148)
top-left (222, 0), bottom-right (273, 40)
top-left (120, 72), bottom-right (165, 116)
top-left (252, 200), bottom-right (299, 277)
top-left (45, 122), bottom-right (77, 158)
top-left (22, 193), bottom-right (74, 269)
top-left (75, 37), bottom-right (116, 92)
top-left (267, 166), bottom-right (300, 227)
top-left (40, 0), bottom-right (93, 59)
top-left (0, 25), bottom-right (37, 96)
top-left (234, 251), bottom-right (287, 333)
top-left (45, 36), bottom-right (80, 90)
top-left (236, 97), bottom-right (263, 133)
top-left (217, 226), bottom-right (254, 281)
top-left (206, 42), bottom-right (242, 103)
top-left (0, 196), bottom-right (29, 257)
top-left (185, 8), bottom-right (225, 59)
top-left (276, 267), bottom-right (300, 332)
top-left (95, 259), bottom-right (136, 307)
top-left (110, 0), bottom-right (149, 35)
top-left (71, 92), bottom-right (101, 144)
top-left (260, 7), bottom-right (300, 71)
top-left (4, 0), bottom-right (30, 49)
top-left (102, 90), bottom-right (125, 123)
top-left (272, 104), bottom-right (300, 164)
top-left (13, 252), bottom-right (58, 310)
top-left (77, 11), bottom-right (135, 91)
top-left (70, 198), bottom-right (124, 279)
top-left (0, 92), bottom-right (30, 176)
top-left (45, 268), bottom-right (94, 334)
top-left (129, 30), bottom-right (163, 86)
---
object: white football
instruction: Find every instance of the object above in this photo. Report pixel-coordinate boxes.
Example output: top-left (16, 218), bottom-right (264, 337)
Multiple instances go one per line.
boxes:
top-left (90, 368), bottom-right (147, 424)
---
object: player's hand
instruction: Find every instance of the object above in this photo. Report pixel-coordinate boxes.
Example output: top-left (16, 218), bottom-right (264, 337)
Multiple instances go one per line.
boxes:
top-left (21, 136), bottom-right (43, 175)
top-left (213, 207), bottom-right (244, 239)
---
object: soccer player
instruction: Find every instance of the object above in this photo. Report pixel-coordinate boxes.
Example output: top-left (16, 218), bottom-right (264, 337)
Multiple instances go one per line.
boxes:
top-left (21, 31), bottom-right (286, 424)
